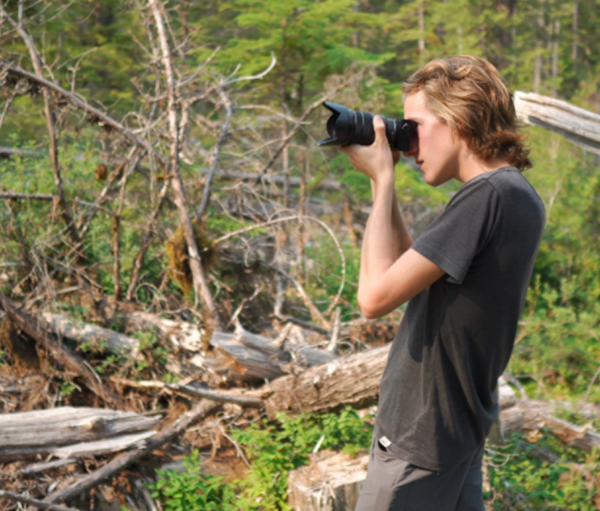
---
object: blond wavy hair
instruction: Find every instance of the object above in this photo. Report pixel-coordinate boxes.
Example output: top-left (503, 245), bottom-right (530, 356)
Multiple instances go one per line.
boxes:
top-left (402, 55), bottom-right (531, 171)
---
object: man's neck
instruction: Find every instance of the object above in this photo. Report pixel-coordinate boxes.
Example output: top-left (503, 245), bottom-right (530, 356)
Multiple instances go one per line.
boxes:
top-left (457, 154), bottom-right (512, 184)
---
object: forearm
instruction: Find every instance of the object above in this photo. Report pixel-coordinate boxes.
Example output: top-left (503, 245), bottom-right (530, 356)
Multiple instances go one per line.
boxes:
top-left (359, 177), bottom-right (399, 298)
top-left (370, 179), bottom-right (413, 259)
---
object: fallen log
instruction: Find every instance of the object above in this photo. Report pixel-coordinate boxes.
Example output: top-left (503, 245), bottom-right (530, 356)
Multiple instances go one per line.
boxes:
top-left (50, 431), bottom-right (156, 459)
top-left (44, 400), bottom-right (222, 505)
top-left (517, 400), bottom-right (600, 452)
top-left (0, 294), bottom-right (122, 407)
top-left (263, 345), bottom-right (523, 420)
top-left (127, 312), bottom-right (336, 382)
top-left (42, 312), bottom-right (140, 358)
top-left (264, 344), bottom-right (391, 419)
top-left (514, 91), bottom-right (600, 155)
top-left (0, 407), bottom-right (160, 462)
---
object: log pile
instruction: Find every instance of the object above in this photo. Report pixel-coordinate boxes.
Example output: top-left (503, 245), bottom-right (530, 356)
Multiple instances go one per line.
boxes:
top-left (1, 295), bottom-right (599, 510)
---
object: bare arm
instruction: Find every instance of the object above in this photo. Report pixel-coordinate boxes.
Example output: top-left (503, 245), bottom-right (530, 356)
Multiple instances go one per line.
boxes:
top-left (341, 118), bottom-right (444, 319)
top-left (370, 169), bottom-right (413, 260)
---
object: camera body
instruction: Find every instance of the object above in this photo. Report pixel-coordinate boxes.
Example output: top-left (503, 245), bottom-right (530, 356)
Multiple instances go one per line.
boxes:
top-left (317, 102), bottom-right (417, 152)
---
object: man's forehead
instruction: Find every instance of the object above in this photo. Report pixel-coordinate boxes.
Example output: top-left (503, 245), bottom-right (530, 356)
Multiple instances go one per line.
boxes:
top-left (404, 91), bottom-right (429, 120)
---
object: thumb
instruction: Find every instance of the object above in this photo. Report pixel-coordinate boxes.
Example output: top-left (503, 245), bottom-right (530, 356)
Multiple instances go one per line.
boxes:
top-left (373, 116), bottom-right (386, 144)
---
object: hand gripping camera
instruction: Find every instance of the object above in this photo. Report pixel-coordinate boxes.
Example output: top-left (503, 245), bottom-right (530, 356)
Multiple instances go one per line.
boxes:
top-left (317, 102), bottom-right (418, 152)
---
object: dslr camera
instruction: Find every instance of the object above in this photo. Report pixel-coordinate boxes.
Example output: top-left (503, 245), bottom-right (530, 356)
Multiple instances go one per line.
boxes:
top-left (317, 102), bottom-right (418, 152)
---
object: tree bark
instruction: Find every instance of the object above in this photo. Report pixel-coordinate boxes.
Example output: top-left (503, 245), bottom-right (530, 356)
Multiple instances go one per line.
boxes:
top-left (263, 344), bottom-right (391, 419)
top-left (41, 312), bottom-right (140, 357)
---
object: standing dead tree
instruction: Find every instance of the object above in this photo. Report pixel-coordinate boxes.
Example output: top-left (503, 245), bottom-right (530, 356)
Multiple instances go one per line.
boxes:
top-left (148, 0), bottom-right (222, 331)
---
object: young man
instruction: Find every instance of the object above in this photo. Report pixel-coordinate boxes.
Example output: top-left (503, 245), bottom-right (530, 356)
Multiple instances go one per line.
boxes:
top-left (342, 56), bottom-right (546, 510)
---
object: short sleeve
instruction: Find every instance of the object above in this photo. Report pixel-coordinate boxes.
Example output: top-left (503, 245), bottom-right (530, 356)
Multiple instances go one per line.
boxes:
top-left (411, 178), bottom-right (501, 284)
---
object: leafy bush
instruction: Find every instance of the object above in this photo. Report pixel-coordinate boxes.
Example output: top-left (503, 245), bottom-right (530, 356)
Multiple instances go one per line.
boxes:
top-left (149, 450), bottom-right (237, 511)
top-left (486, 432), bottom-right (600, 510)
top-left (230, 408), bottom-right (373, 510)
top-left (150, 408), bottom-right (373, 511)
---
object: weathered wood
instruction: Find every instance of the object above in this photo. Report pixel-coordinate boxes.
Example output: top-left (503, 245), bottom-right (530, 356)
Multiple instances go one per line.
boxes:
top-left (127, 312), bottom-right (336, 382)
top-left (42, 312), bottom-right (140, 358)
top-left (288, 451), bottom-right (369, 511)
top-left (51, 431), bottom-right (155, 459)
top-left (0, 407), bottom-right (160, 462)
top-left (19, 458), bottom-right (78, 476)
top-left (0, 294), bottom-right (123, 407)
top-left (514, 91), bottom-right (600, 155)
top-left (264, 344), bottom-right (391, 419)
top-left (44, 400), bottom-right (222, 504)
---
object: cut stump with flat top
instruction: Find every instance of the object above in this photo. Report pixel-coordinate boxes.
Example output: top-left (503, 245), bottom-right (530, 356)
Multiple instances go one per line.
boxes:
top-left (288, 451), bottom-right (369, 511)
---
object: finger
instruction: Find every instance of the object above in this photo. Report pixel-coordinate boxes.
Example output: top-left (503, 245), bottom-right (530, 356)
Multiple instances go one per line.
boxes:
top-left (373, 116), bottom-right (386, 145)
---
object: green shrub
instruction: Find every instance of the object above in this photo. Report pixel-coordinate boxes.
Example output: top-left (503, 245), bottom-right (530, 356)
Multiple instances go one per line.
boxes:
top-left (486, 432), bottom-right (600, 510)
top-left (149, 450), bottom-right (237, 511)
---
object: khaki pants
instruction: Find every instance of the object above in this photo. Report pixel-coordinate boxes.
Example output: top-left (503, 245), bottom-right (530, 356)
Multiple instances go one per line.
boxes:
top-left (354, 436), bottom-right (485, 511)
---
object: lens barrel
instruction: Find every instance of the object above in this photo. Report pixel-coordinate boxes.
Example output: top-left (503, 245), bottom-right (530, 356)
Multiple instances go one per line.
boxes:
top-left (317, 102), bottom-right (417, 152)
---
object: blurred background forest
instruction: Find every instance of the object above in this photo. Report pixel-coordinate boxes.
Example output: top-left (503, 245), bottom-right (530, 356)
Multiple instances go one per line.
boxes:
top-left (1, 0), bottom-right (600, 509)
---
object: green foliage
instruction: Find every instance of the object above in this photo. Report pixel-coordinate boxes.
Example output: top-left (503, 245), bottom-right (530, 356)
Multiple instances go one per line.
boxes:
top-left (230, 408), bottom-right (373, 510)
top-left (150, 409), bottom-right (373, 511)
top-left (486, 432), bottom-right (600, 510)
top-left (150, 450), bottom-right (237, 511)
top-left (59, 381), bottom-right (77, 398)
top-left (303, 235), bottom-right (361, 317)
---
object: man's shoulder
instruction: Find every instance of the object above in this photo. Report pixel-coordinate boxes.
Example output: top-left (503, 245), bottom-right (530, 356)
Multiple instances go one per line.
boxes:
top-left (473, 166), bottom-right (545, 213)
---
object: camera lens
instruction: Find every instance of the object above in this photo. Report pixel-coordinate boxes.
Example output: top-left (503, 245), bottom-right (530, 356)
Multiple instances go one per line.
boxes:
top-left (318, 102), bottom-right (417, 152)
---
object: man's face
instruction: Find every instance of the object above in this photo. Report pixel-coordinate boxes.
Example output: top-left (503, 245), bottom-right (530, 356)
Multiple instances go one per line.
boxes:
top-left (403, 90), bottom-right (463, 186)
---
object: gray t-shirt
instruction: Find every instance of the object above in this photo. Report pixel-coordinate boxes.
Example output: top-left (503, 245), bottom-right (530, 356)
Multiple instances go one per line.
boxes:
top-left (375, 166), bottom-right (545, 471)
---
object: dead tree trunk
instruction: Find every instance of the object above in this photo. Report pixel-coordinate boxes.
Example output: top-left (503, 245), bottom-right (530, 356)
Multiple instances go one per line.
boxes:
top-left (44, 401), bottom-right (222, 505)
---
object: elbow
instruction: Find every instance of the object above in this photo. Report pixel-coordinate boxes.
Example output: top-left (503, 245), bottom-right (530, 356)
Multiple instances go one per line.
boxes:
top-left (357, 291), bottom-right (385, 320)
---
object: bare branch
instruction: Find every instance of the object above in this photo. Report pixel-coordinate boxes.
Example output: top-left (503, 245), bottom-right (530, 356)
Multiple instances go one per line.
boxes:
top-left (222, 52), bottom-right (277, 86)
top-left (196, 86), bottom-right (233, 220)
top-left (0, 60), bottom-right (168, 168)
